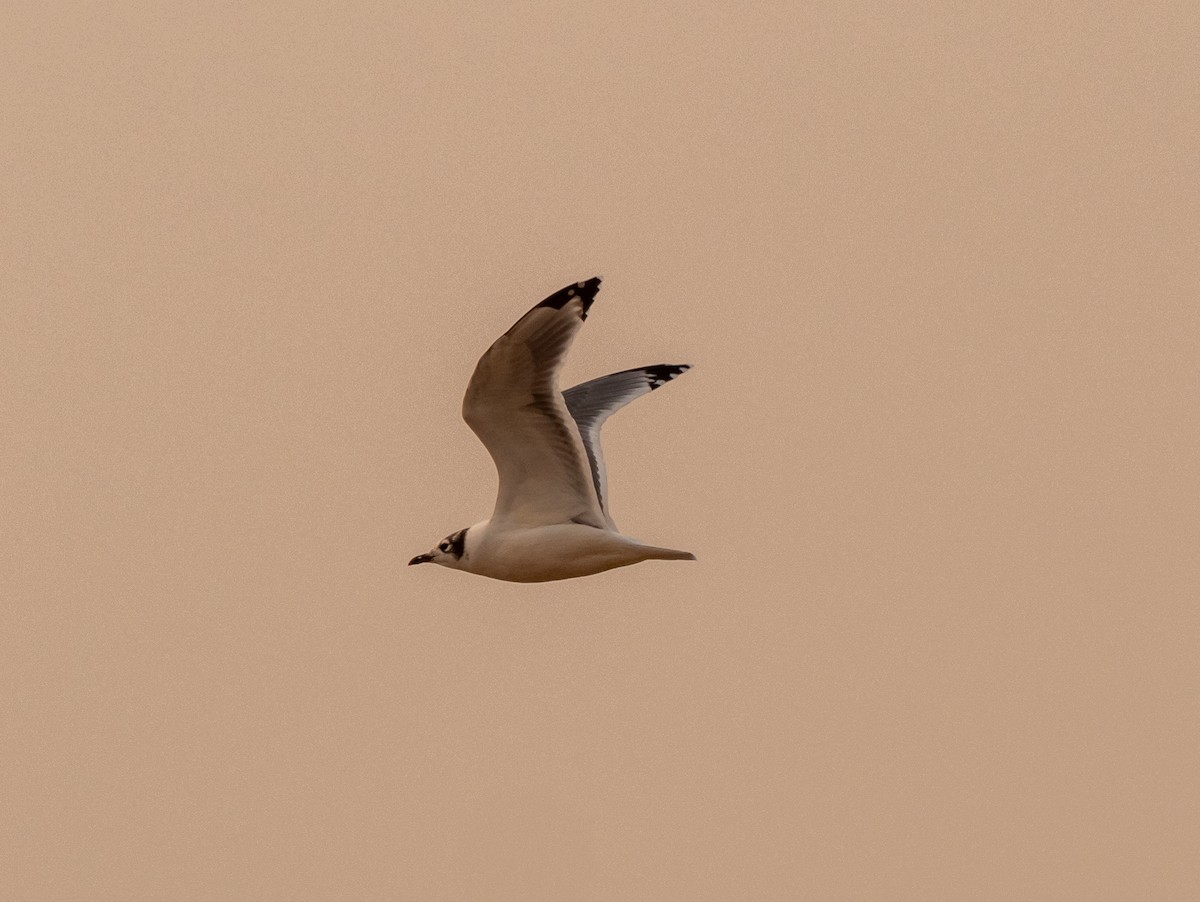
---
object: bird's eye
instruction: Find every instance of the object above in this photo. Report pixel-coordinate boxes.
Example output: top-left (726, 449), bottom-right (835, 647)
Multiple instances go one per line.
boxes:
top-left (438, 541), bottom-right (451, 553)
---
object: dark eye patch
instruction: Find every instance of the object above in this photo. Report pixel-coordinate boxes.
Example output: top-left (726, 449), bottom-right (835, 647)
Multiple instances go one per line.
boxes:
top-left (435, 528), bottom-right (468, 558)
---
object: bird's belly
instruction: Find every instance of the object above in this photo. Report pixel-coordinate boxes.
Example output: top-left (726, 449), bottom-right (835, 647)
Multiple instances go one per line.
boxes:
top-left (470, 524), bottom-right (648, 583)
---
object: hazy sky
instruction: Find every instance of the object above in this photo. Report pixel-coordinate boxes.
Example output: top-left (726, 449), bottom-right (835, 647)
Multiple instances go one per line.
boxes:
top-left (4, 3), bottom-right (1197, 899)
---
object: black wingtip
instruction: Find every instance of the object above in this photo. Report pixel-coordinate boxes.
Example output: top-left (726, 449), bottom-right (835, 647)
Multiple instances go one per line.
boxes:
top-left (535, 277), bottom-right (603, 319)
top-left (644, 364), bottom-right (691, 389)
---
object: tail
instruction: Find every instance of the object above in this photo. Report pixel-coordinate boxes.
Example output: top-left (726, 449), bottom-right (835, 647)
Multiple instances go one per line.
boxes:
top-left (638, 545), bottom-right (697, 562)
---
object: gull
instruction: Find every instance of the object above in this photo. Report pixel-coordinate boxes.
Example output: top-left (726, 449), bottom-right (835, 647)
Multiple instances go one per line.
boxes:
top-left (409, 277), bottom-right (696, 582)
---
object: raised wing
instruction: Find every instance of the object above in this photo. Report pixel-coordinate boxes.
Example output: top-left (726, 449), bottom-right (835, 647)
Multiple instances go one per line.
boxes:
top-left (563, 364), bottom-right (691, 529)
top-left (462, 278), bottom-right (608, 529)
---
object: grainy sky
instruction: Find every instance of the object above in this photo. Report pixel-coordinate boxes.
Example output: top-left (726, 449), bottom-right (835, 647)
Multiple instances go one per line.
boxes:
top-left (4, 2), bottom-right (1197, 899)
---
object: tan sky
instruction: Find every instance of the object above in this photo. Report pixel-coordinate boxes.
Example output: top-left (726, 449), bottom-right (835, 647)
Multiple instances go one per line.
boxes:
top-left (3, 2), bottom-right (1197, 899)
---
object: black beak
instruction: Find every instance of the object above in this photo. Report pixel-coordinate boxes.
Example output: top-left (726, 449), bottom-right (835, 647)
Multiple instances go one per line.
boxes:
top-left (409, 553), bottom-right (434, 566)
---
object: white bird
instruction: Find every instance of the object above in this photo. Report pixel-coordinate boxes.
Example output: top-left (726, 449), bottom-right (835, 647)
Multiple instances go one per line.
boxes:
top-left (409, 277), bottom-right (696, 582)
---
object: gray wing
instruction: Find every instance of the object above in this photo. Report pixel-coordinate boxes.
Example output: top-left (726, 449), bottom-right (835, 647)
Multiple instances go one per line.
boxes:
top-left (462, 278), bottom-right (609, 529)
top-left (563, 364), bottom-right (691, 529)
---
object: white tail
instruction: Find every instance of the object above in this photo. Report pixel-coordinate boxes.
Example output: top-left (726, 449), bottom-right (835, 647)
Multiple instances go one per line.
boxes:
top-left (638, 545), bottom-right (697, 562)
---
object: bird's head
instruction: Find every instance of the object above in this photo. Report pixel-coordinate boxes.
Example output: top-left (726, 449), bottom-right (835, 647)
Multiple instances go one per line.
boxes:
top-left (409, 527), bottom-right (469, 571)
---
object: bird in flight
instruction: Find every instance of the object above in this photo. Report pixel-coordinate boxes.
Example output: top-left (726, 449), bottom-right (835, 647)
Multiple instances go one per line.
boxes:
top-left (409, 277), bottom-right (695, 582)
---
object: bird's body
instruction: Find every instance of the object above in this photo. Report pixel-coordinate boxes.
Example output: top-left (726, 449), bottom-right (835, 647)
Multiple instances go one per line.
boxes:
top-left (446, 521), bottom-right (696, 584)
top-left (410, 277), bottom-right (694, 582)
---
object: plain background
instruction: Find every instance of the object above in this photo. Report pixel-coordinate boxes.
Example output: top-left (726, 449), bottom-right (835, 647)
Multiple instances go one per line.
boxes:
top-left (4, 2), bottom-right (1197, 899)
